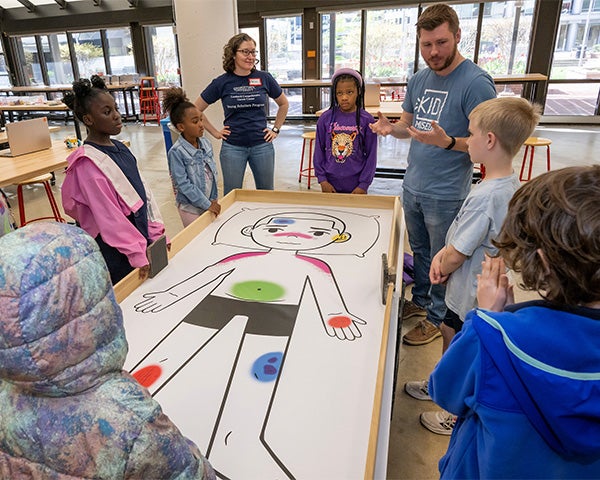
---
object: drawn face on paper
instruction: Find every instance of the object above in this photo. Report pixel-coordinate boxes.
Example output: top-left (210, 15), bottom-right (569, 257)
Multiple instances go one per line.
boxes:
top-left (243, 215), bottom-right (350, 252)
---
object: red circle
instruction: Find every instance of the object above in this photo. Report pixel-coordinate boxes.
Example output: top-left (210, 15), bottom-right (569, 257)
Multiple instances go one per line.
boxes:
top-left (328, 315), bottom-right (352, 328)
top-left (132, 364), bottom-right (162, 388)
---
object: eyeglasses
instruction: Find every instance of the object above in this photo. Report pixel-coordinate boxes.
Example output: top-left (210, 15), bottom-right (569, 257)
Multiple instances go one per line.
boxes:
top-left (237, 49), bottom-right (258, 57)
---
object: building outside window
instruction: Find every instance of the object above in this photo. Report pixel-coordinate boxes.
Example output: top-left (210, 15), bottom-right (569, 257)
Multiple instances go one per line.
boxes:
top-left (546, 0), bottom-right (600, 115)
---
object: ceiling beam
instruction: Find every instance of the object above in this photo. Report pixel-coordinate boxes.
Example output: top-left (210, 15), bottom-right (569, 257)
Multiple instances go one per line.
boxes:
top-left (54, 0), bottom-right (67, 8)
top-left (16, 0), bottom-right (36, 13)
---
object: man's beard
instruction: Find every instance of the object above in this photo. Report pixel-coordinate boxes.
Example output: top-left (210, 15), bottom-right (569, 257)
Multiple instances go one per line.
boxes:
top-left (426, 43), bottom-right (458, 72)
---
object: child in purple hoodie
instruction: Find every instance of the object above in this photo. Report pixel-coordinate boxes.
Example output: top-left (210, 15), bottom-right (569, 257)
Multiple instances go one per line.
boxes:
top-left (314, 68), bottom-right (377, 194)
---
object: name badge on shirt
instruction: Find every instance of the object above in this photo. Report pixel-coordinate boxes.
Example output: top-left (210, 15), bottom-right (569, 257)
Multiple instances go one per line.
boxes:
top-left (249, 77), bottom-right (262, 87)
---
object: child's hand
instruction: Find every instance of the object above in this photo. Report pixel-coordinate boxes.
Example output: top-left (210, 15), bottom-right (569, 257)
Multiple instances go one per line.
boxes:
top-left (208, 200), bottom-right (221, 216)
top-left (351, 187), bottom-right (367, 194)
top-left (138, 264), bottom-right (150, 281)
top-left (430, 247), bottom-right (449, 284)
top-left (320, 181), bottom-right (336, 193)
top-left (477, 255), bottom-right (513, 311)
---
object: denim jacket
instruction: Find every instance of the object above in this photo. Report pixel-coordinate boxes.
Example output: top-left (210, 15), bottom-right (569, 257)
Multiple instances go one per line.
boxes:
top-left (168, 135), bottom-right (218, 211)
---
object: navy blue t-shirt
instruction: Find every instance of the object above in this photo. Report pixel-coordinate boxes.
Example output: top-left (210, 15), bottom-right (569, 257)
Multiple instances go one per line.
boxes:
top-left (85, 140), bottom-right (150, 242)
top-left (201, 70), bottom-right (283, 147)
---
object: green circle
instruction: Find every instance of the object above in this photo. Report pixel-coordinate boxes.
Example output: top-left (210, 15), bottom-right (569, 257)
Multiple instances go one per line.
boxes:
top-left (230, 280), bottom-right (285, 302)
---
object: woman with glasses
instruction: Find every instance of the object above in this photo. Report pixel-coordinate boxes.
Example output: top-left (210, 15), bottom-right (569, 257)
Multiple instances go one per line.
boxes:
top-left (195, 33), bottom-right (289, 195)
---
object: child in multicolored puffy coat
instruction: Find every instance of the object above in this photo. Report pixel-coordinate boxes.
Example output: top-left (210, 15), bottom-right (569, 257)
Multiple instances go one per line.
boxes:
top-left (0, 222), bottom-right (215, 479)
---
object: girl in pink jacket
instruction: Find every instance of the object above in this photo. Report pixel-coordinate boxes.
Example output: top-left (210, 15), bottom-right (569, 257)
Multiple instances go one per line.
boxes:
top-left (62, 76), bottom-right (166, 284)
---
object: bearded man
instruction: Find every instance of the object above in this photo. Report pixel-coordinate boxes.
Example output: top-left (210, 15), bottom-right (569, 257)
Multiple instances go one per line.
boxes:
top-left (371, 3), bottom-right (496, 348)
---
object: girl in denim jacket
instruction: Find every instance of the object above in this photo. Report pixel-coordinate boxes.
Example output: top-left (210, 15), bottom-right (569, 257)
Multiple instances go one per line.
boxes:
top-left (163, 88), bottom-right (221, 227)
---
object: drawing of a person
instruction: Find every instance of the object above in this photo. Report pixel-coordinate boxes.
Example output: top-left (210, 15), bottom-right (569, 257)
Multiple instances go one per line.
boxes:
top-left (132, 210), bottom-right (377, 479)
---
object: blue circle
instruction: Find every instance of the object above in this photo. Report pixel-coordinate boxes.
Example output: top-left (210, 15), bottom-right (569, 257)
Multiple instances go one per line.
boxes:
top-left (251, 351), bottom-right (283, 382)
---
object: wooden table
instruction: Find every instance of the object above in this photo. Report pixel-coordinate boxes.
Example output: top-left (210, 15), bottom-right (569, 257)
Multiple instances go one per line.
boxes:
top-left (0, 140), bottom-right (69, 188)
top-left (0, 82), bottom-right (139, 120)
top-left (0, 104), bottom-right (81, 139)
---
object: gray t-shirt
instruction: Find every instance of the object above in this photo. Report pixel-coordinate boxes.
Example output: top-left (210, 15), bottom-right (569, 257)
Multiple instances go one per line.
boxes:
top-left (402, 60), bottom-right (496, 201)
top-left (445, 174), bottom-right (521, 320)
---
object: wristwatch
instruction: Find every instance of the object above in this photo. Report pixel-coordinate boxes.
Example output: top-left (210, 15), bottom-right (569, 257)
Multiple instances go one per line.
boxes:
top-left (271, 126), bottom-right (280, 134)
top-left (445, 135), bottom-right (456, 150)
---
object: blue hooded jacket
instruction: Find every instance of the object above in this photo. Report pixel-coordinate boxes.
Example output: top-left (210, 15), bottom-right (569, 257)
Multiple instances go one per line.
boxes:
top-left (430, 301), bottom-right (600, 479)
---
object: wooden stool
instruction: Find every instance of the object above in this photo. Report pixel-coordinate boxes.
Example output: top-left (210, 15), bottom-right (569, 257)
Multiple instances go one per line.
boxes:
top-left (16, 173), bottom-right (65, 227)
top-left (520, 137), bottom-right (552, 182)
top-left (299, 131), bottom-right (317, 189)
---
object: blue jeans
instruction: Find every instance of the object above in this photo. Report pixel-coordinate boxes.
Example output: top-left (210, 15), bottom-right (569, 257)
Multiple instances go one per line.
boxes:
top-left (220, 141), bottom-right (275, 195)
top-left (402, 189), bottom-right (464, 327)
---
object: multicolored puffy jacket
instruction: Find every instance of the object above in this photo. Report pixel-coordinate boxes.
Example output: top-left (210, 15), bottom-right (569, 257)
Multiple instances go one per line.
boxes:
top-left (0, 223), bottom-right (215, 479)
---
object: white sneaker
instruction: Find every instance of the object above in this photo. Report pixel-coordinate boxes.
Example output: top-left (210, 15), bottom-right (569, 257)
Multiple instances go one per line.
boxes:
top-left (404, 380), bottom-right (432, 401)
top-left (419, 410), bottom-right (456, 435)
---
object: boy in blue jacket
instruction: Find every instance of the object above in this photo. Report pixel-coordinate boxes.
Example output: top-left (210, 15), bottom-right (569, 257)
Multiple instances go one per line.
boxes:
top-left (430, 165), bottom-right (600, 478)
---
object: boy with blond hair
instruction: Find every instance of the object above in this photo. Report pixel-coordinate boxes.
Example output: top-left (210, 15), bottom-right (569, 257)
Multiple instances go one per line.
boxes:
top-left (405, 96), bottom-right (540, 435)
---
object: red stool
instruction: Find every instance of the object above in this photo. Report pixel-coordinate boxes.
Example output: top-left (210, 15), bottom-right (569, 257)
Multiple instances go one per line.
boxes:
top-left (16, 173), bottom-right (65, 227)
top-left (139, 76), bottom-right (161, 125)
top-left (520, 137), bottom-right (552, 182)
top-left (299, 131), bottom-right (316, 189)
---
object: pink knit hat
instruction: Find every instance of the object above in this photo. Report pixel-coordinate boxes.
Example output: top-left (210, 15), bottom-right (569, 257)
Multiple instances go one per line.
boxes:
top-left (332, 68), bottom-right (363, 87)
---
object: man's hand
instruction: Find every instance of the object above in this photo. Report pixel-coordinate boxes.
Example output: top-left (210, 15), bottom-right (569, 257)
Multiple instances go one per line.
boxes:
top-left (369, 113), bottom-right (395, 136)
top-left (407, 120), bottom-right (453, 149)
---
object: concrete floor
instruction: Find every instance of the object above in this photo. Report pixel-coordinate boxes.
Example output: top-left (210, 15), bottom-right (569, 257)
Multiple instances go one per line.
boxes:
top-left (3, 118), bottom-right (599, 479)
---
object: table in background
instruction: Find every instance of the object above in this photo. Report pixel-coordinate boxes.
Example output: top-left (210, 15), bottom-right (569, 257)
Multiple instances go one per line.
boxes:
top-left (0, 104), bottom-right (81, 140)
top-left (0, 82), bottom-right (139, 121)
top-left (0, 140), bottom-right (69, 188)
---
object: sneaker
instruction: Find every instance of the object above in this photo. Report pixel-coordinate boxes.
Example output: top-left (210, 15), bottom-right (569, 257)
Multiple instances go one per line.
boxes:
top-left (402, 300), bottom-right (427, 321)
top-left (404, 380), bottom-right (431, 401)
top-left (420, 410), bottom-right (456, 435)
top-left (403, 319), bottom-right (442, 345)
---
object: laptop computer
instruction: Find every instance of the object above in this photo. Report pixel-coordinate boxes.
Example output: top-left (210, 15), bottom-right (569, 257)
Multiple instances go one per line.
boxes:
top-left (364, 83), bottom-right (381, 107)
top-left (0, 117), bottom-right (53, 157)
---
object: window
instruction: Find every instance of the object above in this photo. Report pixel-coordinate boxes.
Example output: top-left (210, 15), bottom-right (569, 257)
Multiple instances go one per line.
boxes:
top-left (0, 41), bottom-right (10, 87)
top-left (145, 25), bottom-right (180, 87)
top-left (545, 0), bottom-right (600, 115)
top-left (44, 33), bottom-right (74, 85)
top-left (266, 16), bottom-right (302, 83)
top-left (321, 10), bottom-right (361, 79)
top-left (107, 27), bottom-right (135, 76)
top-left (364, 7), bottom-right (418, 83)
top-left (71, 31), bottom-right (105, 78)
top-left (19, 36), bottom-right (44, 85)
top-left (265, 16), bottom-right (302, 115)
top-left (477, 1), bottom-right (535, 76)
